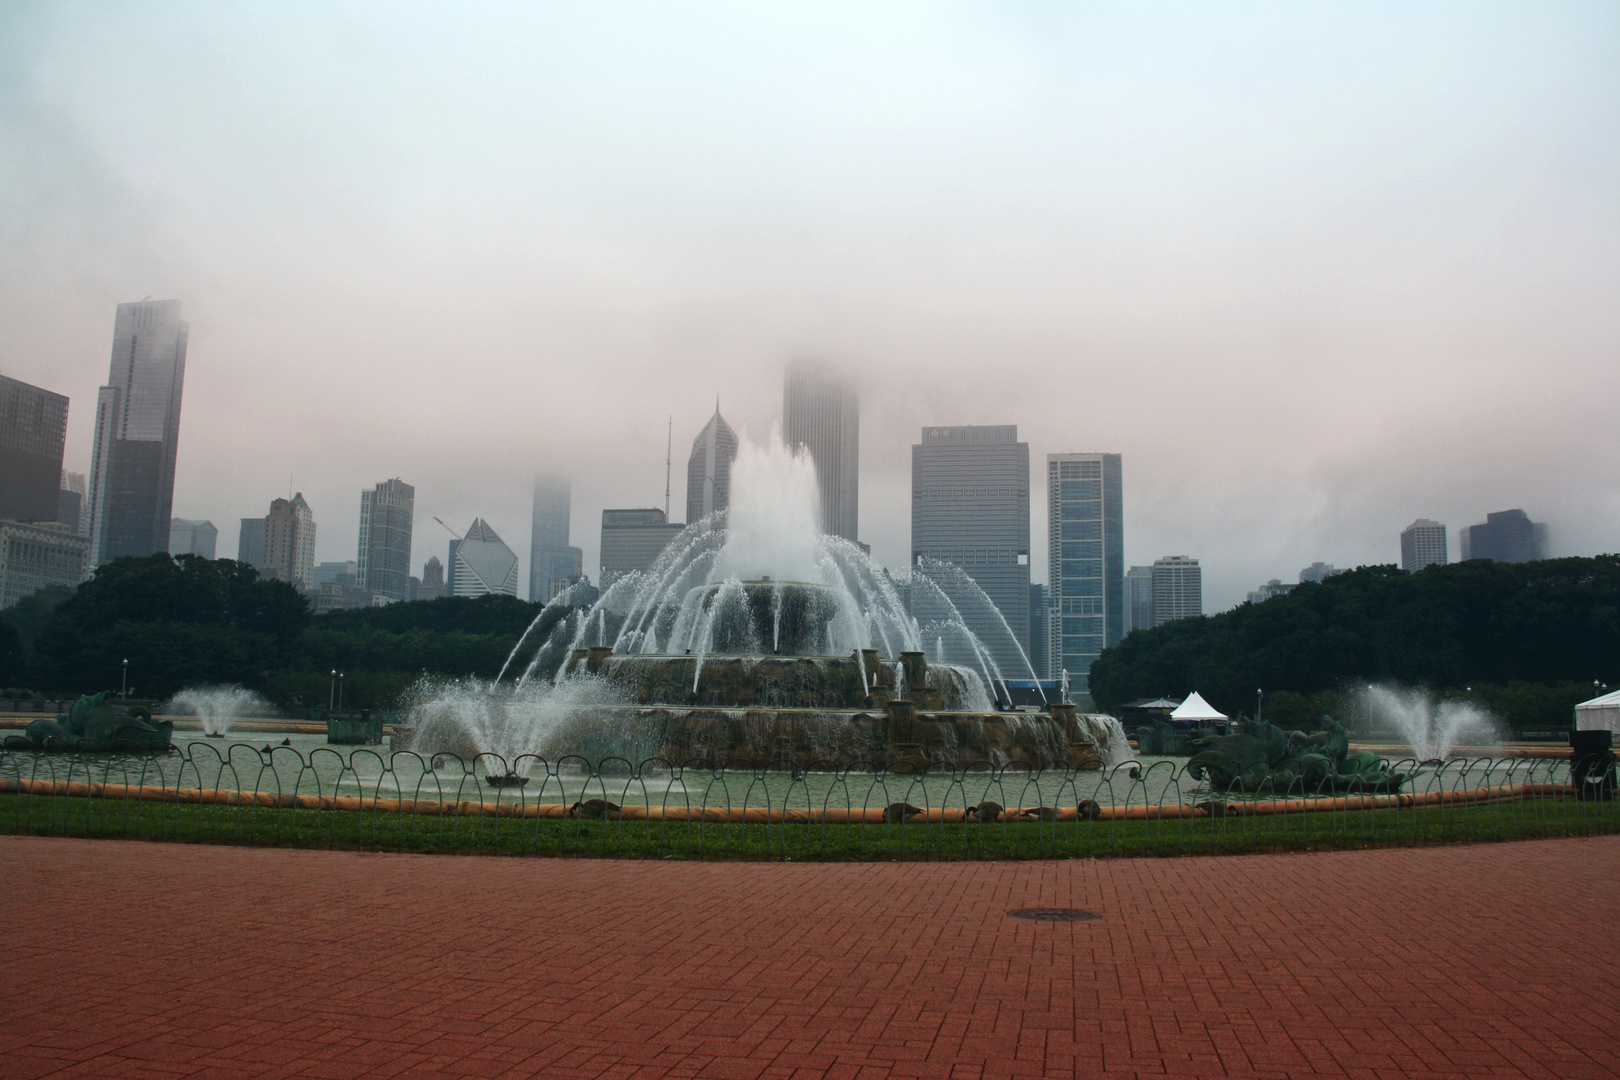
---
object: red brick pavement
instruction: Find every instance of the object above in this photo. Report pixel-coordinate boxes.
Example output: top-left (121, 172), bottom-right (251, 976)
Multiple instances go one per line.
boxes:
top-left (2, 836), bottom-right (1617, 1080)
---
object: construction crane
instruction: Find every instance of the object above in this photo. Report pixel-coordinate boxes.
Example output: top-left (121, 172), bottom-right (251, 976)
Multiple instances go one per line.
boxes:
top-left (433, 517), bottom-right (462, 540)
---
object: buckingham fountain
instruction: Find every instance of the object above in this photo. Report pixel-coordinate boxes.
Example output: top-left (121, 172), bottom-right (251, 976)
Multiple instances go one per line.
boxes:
top-left (405, 437), bottom-right (1128, 778)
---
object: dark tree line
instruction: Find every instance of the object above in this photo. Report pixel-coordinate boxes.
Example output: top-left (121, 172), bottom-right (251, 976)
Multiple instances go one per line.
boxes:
top-left (1089, 556), bottom-right (1620, 722)
top-left (0, 554), bottom-right (574, 709)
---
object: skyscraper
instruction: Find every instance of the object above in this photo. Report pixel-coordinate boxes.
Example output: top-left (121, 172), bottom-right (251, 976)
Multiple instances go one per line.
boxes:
top-left (0, 375), bottom-right (69, 524)
top-left (600, 508), bottom-right (685, 586)
top-left (417, 555), bottom-right (447, 600)
top-left (686, 405), bottom-right (738, 525)
top-left (168, 519), bottom-right (218, 559)
top-left (1027, 584), bottom-right (1050, 680)
top-left (910, 425), bottom-right (1031, 672)
top-left (237, 518), bottom-right (266, 567)
top-left (450, 519), bottom-right (520, 597)
top-left (1400, 519), bottom-right (1448, 571)
top-left (1125, 565), bottom-right (1154, 632)
top-left (261, 494), bottom-right (315, 590)
top-left (1150, 556), bottom-right (1202, 626)
top-left (1461, 509), bottom-right (1544, 563)
top-left (357, 478), bottom-right (414, 601)
top-left (783, 359), bottom-right (858, 542)
top-left (59, 472), bottom-right (86, 535)
top-left (1045, 453), bottom-right (1123, 702)
top-left (87, 299), bottom-right (188, 565)
top-left (530, 475), bottom-right (584, 603)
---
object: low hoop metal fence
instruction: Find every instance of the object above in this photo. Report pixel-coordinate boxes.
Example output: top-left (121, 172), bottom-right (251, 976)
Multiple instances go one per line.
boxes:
top-left (1, 741), bottom-right (1614, 859)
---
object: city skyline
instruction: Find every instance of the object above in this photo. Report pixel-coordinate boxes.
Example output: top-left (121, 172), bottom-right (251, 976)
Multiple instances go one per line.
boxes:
top-left (5, 342), bottom-right (1597, 616)
top-left (3, 6), bottom-right (1615, 608)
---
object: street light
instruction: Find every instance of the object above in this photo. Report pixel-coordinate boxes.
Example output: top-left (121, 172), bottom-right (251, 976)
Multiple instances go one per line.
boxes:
top-left (121, 659), bottom-right (128, 700)
top-left (338, 672), bottom-right (345, 709)
top-left (329, 669), bottom-right (338, 709)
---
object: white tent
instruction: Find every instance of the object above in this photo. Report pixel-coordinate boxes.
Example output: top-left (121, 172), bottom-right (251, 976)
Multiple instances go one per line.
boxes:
top-left (1575, 689), bottom-right (1620, 734)
top-left (1170, 691), bottom-right (1228, 723)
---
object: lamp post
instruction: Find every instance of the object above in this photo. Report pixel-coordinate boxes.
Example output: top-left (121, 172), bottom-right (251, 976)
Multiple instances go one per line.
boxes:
top-left (121, 659), bottom-right (128, 700)
top-left (329, 669), bottom-right (337, 709)
top-left (338, 672), bottom-right (345, 709)
top-left (1256, 688), bottom-right (1263, 726)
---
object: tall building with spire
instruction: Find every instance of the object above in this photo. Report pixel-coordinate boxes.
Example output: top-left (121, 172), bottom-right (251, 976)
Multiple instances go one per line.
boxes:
top-left (686, 403), bottom-right (738, 525)
top-left (86, 299), bottom-right (188, 564)
top-left (783, 359), bottom-right (859, 542)
top-left (530, 474), bottom-right (584, 603)
top-left (357, 478), bottom-right (414, 601)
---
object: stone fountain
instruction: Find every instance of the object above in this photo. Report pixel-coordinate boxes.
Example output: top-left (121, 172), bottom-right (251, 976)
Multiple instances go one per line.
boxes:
top-left (405, 438), bottom-right (1129, 777)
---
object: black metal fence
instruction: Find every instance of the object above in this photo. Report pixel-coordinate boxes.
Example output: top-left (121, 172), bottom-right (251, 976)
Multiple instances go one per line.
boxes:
top-left (2, 743), bottom-right (1615, 860)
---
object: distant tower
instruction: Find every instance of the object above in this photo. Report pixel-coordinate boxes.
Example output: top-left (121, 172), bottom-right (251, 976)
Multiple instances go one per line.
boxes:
top-left (450, 519), bottom-right (520, 597)
top-left (686, 404), bottom-right (739, 524)
top-left (86, 299), bottom-right (188, 565)
top-left (910, 424), bottom-right (1031, 672)
top-left (1400, 519), bottom-right (1448, 571)
top-left (1125, 565), bottom-right (1154, 632)
top-left (1298, 562), bottom-right (1341, 584)
top-left (530, 475), bottom-right (584, 603)
top-left (1045, 453), bottom-right (1123, 702)
top-left (783, 359), bottom-right (859, 542)
top-left (237, 518), bottom-right (266, 567)
top-left (60, 471), bottom-right (87, 535)
top-left (1027, 583), bottom-right (1049, 680)
top-left (599, 508), bottom-right (684, 587)
top-left (261, 494), bottom-right (316, 590)
top-left (1150, 556), bottom-right (1202, 626)
top-left (1461, 509), bottom-right (1544, 563)
top-left (417, 555), bottom-right (447, 600)
top-left (168, 519), bottom-right (218, 559)
top-left (357, 478), bottom-right (414, 601)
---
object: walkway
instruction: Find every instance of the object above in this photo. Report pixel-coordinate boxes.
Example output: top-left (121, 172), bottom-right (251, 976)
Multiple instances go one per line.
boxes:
top-left (2, 836), bottom-right (1617, 1079)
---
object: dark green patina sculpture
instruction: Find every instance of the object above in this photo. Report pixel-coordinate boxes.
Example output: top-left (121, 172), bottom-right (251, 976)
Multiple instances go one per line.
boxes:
top-left (1186, 714), bottom-right (1405, 794)
top-left (12, 693), bottom-right (174, 752)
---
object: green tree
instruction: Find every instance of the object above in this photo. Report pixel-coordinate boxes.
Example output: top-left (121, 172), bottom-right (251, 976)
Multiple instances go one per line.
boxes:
top-left (1090, 556), bottom-right (1620, 717)
top-left (31, 555), bottom-right (309, 698)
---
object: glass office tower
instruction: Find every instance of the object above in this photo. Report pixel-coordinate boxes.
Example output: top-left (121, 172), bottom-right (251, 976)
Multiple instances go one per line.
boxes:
top-left (87, 300), bottom-right (188, 564)
top-left (1045, 452), bottom-right (1123, 702)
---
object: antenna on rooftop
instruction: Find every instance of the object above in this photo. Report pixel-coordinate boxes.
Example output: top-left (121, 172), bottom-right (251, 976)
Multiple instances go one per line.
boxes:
top-left (664, 415), bottom-right (672, 518)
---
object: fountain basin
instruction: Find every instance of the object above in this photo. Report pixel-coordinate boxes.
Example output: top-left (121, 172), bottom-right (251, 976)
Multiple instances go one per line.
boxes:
top-left (408, 700), bottom-right (1117, 770)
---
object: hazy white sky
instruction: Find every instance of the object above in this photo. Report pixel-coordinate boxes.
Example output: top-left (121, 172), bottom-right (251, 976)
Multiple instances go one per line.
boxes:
top-left (2, 1), bottom-right (1617, 609)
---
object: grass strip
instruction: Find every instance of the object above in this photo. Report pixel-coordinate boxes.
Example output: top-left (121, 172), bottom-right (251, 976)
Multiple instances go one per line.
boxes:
top-left (4, 792), bottom-right (1619, 860)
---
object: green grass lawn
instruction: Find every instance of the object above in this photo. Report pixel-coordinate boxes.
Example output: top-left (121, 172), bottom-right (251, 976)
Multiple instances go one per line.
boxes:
top-left (4, 792), bottom-right (1618, 860)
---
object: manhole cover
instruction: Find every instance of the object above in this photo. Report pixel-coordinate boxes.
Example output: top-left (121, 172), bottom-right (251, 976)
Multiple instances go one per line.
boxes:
top-left (1009, 908), bottom-right (1099, 922)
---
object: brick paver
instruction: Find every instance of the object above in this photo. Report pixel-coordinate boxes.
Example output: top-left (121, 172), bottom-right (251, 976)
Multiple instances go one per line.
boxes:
top-left (2, 836), bottom-right (1617, 1079)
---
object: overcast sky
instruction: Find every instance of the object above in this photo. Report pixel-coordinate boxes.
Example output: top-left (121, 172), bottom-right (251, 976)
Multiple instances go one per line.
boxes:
top-left (2, 2), bottom-right (1616, 609)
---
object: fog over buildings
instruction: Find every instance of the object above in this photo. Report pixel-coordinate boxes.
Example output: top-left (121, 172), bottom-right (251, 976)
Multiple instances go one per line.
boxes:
top-left (2, 5), bottom-right (1617, 610)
